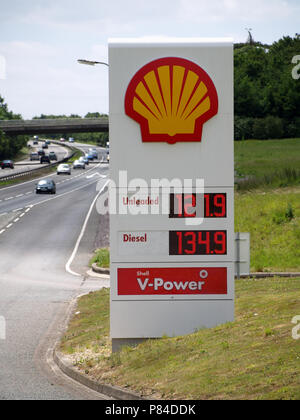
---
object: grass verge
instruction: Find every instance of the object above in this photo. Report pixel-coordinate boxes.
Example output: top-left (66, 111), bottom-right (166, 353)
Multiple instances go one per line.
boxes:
top-left (60, 278), bottom-right (300, 400)
top-left (235, 138), bottom-right (300, 190)
top-left (235, 186), bottom-right (300, 272)
top-left (89, 248), bottom-right (110, 268)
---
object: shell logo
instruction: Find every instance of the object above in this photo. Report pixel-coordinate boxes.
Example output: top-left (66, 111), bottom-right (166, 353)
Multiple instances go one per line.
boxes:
top-left (125, 57), bottom-right (218, 144)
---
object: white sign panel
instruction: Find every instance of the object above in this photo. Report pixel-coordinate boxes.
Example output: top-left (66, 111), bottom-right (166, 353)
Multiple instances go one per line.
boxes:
top-left (109, 38), bottom-right (234, 343)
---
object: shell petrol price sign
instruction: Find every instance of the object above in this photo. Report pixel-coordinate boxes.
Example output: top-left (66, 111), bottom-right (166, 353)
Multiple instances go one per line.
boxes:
top-left (109, 38), bottom-right (234, 349)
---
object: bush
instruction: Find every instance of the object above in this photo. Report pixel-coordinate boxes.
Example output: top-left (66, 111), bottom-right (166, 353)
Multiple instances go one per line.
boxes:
top-left (252, 118), bottom-right (268, 139)
top-left (234, 116), bottom-right (254, 140)
top-left (264, 116), bottom-right (284, 139)
top-left (90, 248), bottom-right (110, 268)
top-left (235, 116), bottom-right (286, 140)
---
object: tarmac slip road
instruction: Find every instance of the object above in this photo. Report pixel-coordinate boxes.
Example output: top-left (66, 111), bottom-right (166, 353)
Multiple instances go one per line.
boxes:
top-left (0, 163), bottom-right (110, 400)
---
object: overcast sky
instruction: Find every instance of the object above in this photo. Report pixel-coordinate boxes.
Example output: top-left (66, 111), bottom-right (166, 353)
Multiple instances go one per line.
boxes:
top-left (0, 0), bottom-right (299, 119)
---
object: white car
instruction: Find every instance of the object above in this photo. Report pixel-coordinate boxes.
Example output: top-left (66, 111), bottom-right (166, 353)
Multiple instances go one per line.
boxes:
top-left (73, 159), bottom-right (85, 169)
top-left (57, 163), bottom-right (71, 175)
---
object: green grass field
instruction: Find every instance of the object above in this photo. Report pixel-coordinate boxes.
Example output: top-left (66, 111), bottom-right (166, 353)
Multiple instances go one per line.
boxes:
top-left (235, 187), bottom-right (300, 272)
top-left (60, 279), bottom-right (300, 400)
top-left (235, 138), bottom-right (300, 190)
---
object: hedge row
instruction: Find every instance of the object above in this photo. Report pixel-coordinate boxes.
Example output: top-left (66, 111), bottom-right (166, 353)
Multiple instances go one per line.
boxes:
top-left (234, 116), bottom-right (300, 140)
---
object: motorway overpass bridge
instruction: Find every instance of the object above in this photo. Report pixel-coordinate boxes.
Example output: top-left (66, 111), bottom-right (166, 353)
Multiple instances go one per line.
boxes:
top-left (0, 118), bottom-right (109, 136)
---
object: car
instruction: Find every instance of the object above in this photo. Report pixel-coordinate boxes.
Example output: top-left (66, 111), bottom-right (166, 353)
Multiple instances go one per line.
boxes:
top-left (38, 149), bottom-right (45, 156)
top-left (45, 140), bottom-right (51, 145)
top-left (85, 152), bottom-right (94, 161)
top-left (42, 142), bottom-right (48, 149)
top-left (79, 156), bottom-right (89, 165)
top-left (73, 159), bottom-right (85, 169)
top-left (49, 151), bottom-right (57, 161)
top-left (0, 160), bottom-right (14, 169)
top-left (40, 155), bottom-right (51, 164)
top-left (30, 152), bottom-right (40, 161)
top-left (33, 140), bottom-right (39, 145)
top-left (57, 163), bottom-right (71, 175)
top-left (35, 179), bottom-right (56, 194)
top-left (89, 148), bottom-right (98, 159)
top-left (69, 137), bottom-right (74, 143)
top-left (60, 137), bottom-right (66, 142)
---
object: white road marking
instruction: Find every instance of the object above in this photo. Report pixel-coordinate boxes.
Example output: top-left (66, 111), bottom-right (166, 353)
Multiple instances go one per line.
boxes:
top-left (65, 180), bottom-right (109, 277)
top-left (86, 173), bottom-right (107, 179)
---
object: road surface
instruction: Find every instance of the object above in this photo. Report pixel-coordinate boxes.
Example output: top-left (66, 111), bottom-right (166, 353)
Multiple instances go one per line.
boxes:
top-left (0, 147), bottom-right (110, 400)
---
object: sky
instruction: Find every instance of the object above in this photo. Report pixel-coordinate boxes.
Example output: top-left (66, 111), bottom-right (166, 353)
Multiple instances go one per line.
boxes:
top-left (0, 0), bottom-right (299, 119)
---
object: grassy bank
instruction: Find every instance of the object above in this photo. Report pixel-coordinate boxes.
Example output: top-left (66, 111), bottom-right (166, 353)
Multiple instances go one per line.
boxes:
top-left (60, 278), bottom-right (300, 400)
top-left (235, 187), bottom-right (300, 272)
top-left (235, 138), bottom-right (300, 190)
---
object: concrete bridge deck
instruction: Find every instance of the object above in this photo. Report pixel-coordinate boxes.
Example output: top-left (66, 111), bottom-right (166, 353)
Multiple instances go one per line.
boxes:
top-left (0, 118), bottom-right (109, 135)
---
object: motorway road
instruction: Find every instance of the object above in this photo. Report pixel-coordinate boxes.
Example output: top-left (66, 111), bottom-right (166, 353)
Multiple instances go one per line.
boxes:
top-left (0, 152), bottom-right (110, 400)
top-left (0, 141), bottom-right (70, 179)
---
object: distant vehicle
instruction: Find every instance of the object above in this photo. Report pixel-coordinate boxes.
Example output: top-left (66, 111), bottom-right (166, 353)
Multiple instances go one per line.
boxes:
top-left (73, 160), bottom-right (85, 169)
top-left (49, 151), bottom-right (57, 161)
top-left (38, 149), bottom-right (45, 156)
top-left (40, 155), bottom-right (51, 164)
top-left (35, 179), bottom-right (56, 194)
top-left (89, 148), bottom-right (98, 159)
top-left (60, 137), bottom-right (66, 142)
top-left (85, 152), bottom-right (94, 161)
top-left (30, 152), bottom-right (40, 161)
top-left (79, 156), bottom-right (89, 165)
top-left (57, 163), bottom-right (71, 175)
top-left (42, 142), bottom-right (48, 149)
top-left (0, 160), bottom-right (14, 169)
top-left (69, 137), bottom-right (74, 143)
top-left (33, 140), bottom-right (39, 145)
top-left (33, 135), bottom-right (39, 141)
top-left (45, 140), bottom-right (51, 145)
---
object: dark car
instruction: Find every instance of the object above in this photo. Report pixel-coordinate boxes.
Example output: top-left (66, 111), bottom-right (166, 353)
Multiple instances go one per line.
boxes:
top-left (42, 143), bottom-right (48, 149)
top-left (38, 149), bottom-right (45, 156)
top-left (35, 179), bottom-right (56, 194)
top-left (1, 160), bottom-right (14, 169)
top-left (40, 155), bottom-right (50, 164)
top-left (49, 151), bottom-right (57, 161)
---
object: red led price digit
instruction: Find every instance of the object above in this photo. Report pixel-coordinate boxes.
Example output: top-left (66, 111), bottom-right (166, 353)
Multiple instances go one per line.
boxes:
top-left (184, 194), bottom-right (196, 218)
top-left (214, 231), bottom-right (226, 254)
top-left (204, 194), bottom-right (210, 217)
top-left (175, 231), bottom-right (183, 254)
top-left (198, 231), bottom-right (210, 254)
top-left (174, 194), bottom-right (183, 217)
top-left (214, 194), bottom-right (226, 217)
top-left (184, 231), bottom-right (196, 254)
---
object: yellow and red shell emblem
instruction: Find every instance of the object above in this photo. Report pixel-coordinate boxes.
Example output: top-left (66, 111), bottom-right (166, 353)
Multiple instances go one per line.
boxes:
top-left (125, 57), bottom-right (218, 144)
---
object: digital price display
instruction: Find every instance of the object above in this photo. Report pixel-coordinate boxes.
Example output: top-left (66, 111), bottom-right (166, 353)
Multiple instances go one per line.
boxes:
top-left (169, 193), bottom-right (227, 218)
top-left (169, 230), bottom-right (227, 255)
